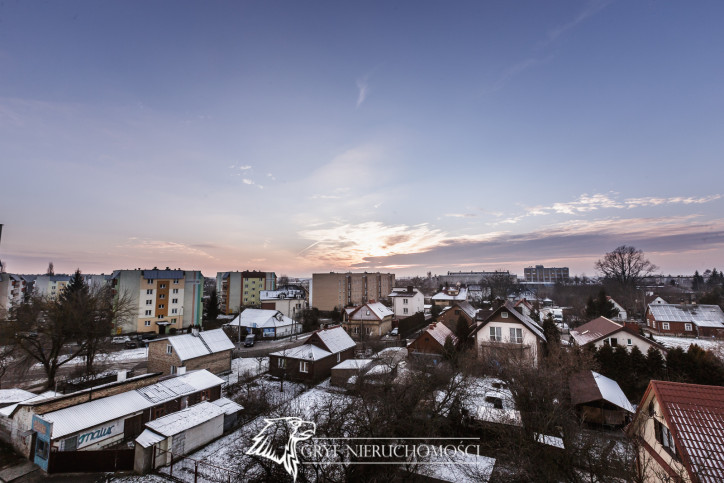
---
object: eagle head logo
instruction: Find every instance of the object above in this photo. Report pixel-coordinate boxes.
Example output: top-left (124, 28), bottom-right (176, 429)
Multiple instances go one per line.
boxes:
top-left (246, 416), bottom-right (316, 482)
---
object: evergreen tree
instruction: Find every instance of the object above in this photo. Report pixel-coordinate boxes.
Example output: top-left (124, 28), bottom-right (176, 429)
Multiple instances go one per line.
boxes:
top-left (628, 345), bottom-right (649, 400)
top-left (665, 347), bottom-right (688, 382)
top-left (455, 315), bottom-right (469, 341)
top-left (46, 262), bottom-right (54, 276)
top-left (205, 288), bottom-right (220, 322)
top-left (61, 269), bottom-right (87, 302)
top-left (645, 346), bottom-right (665, 381)
top-left (594, 344), bottom-right (615, 377)
top-left (585, 289), bottom-right (619, 319)
top-left (541, 314), bottom-right (560, 356)
top-left (692, 270), bottom-right (705, 291)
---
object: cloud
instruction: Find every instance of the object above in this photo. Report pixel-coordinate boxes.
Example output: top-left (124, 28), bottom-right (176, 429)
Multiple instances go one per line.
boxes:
top-left (356, 79), bottom-right (369, 108)
top-left (116, 238), bottom-right (216, 260)
top-left (445, 213), bottom-right (476, 218)
top-left (547, 0), bottom-right (612, 43)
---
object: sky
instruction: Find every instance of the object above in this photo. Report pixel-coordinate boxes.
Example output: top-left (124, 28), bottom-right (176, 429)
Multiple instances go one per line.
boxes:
top-left (1, 0), bottom-right (724, 278)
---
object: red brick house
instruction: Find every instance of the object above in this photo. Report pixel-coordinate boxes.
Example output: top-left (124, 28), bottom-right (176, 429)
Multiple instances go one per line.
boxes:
top-left (646, 303), bottom-right (724, 338)
top-left (408, 322), bottom-right (458, 357)
top-left (269, 326), bottom-right (356, 382)
top-left (147, 328), bottom-right (234, 376)
top-left (627, 380), bottom-right (724, 482)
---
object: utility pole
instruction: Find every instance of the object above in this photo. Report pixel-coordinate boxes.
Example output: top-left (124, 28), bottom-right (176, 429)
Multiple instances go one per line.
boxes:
top-left (0, 224), bottom-right (4, 272)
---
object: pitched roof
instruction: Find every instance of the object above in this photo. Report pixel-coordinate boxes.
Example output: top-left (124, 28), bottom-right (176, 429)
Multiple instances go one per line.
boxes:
top-left (422, 323), bottom-right (458, 347)
top-left (388, 287), bottom-right (420, 297)
top-left (314, 325), bottom-right (356, 353)
top-left (162, 329), bottom-right (234, 361)
top-left (474, 301), bottom-right (546, 342)
top-left (226, 309), bottom-right (294, 329)
top-left (646, 381), bottom-right (724, 483)
top-left (569, 317), bottom-right (622, 346)
top-left (450, 301), bottom-right (477, 320)
top-left (647, 303), bottom-right (724, 328)
top-left (432, 287), bottom-right (468, 301)
top-left (269, 343), bottom-right (332, 361)
top-left (570, 371), bottom-right (634, 413)
top-left (145, 401), bottom-right (225, 437)
top-left (348, 302), bottom-right (394, 321)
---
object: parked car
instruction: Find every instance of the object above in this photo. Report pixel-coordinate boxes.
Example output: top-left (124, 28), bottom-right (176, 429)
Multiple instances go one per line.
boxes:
top-left (390, 328), bottom-right (399, 337)
top-left (244, 334), bottom-right (256, 347)
top-left (112, 336), bottom-right (130, 344)
top-left (124, 340), bottom-right (139, 349)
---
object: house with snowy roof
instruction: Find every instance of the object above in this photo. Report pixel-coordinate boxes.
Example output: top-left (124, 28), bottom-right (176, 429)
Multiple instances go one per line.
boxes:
top-left (431, 286), bottom-right (468, 307)
top-left (388, 286), bottom-right (424, 318)
top-left (437, 301), bottom-right (478, 334)
top-left (627, 380), bottom-right (724, 483)
top-left (224, 308), bottom-right (299, 339)
top-left (471, 301), bottom-right (546, 367)
top-left (645, 303), bottom-right (724, 338)
top-left (569, 317), bottom-right (666, 355)
top-left (408, 322), bottom-right (458, 359)
top-left (342, 301), bottom-right (394, 340)
top-left (269, 325), bottom-right (357, 382)
top-left (147, 328), bottom-right (234, 376)
top-left (569, 370), bottom-right (634, 426)
top-left (606, 296), bottom-right (628, 321)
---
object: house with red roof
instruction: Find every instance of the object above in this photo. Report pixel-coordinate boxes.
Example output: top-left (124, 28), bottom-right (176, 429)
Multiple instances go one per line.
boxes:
top-left (342, 301), bottom-right (394, 340)
top-left (408, 322), bottom-right (458, 358)
top-left (437, 301), bottom-right (478, 334)
top-left (627, 380), bottom-right (724, 483)
top-left (646, 303), bottom-right (724, 338)
top-left (569, 317), bottom-right (666, 355)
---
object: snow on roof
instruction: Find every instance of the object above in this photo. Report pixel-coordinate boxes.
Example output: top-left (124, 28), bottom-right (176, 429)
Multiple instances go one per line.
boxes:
top-left (431, 287), bottom-right (468, 301)
top-left (226, 309), bottom-right (294, 329)
top-left (0, 389), bottom-right (36, 405)
top-left (648, 303), bottom-right (724, 328)
top-left (535, 433), bottom-right (565, 449)
top-left (40, 370), bottom-right (223, 439)
top-left (570, 371), bottom-right (634, 413)
top-left (146, 401), bottom-right (224, 437)
top-left (647, 381), bottom-right (724, 483)
top-left (315, 326), bottom-right (356, 353)
top-left (348, 302), bottom-right (393, 321)
top-left (0, 391), bottom-right (60, 417)
top-left (167, 334), bottom-right (211, 361)
top-left (593, 372), bottom-right (634, 413)
top-left (332, 359), bottom-right (373, 370)
top-left (416, 450), bottom-right (496, 483)
top-left (211, 397), bottom-right (244, 416)
top-left (270, 344), bottom-right (332, 361)
top-left (421, 323), bottom-right (458, 348)
top-left (199, 329), bottom-right (235, 353)
top-left (388, 287), bottom-right (419, 297)
top-left (135, 429), bottom-right (165, 448)
top-left (569, 317), bottom-right (622, 346)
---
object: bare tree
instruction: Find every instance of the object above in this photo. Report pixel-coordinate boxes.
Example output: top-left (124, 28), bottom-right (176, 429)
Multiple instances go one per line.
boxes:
top-left (595, 245), bottom-right (658, 288)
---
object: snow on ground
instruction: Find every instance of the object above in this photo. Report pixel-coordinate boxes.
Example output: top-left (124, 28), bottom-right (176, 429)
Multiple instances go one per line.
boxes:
top-left (654, 335), bottom-right (723, 352)
top-left (225, 357), bottom-right (269, 385)
top-left (31, 347), bottom-right (147, 369)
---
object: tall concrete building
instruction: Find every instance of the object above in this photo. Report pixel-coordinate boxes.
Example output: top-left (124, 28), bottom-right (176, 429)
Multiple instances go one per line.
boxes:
top-left (0, 273), bottom-right (28, 312)
top-left (524, 265), bottom-right (570, 284)
top-left (110, 269), bottom-right (203, 335)
top-left (216, 271), bottom-right (276, 314)
top-left (311, 272), bottom-right (395, 311)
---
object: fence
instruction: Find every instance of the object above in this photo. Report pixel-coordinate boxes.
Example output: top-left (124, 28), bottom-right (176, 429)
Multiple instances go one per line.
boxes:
top-left (154, 447), bottom-right (243, 483)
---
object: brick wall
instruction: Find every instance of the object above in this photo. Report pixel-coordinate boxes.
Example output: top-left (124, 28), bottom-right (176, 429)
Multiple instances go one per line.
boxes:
top-left (185, 351), bottom-right (232, 375)
top-left (147, 339), bottom-right (182, 375)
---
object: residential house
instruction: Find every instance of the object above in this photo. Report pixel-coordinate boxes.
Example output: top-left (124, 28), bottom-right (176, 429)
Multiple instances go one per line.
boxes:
top-left (513, 298), bottom-right (535, 318)
top-left (147, 328), bottom-right (234, 376)
top-left (467, 284), bottom-right (487, 302)
top-left (310, 272), bottom-right (395, 311)
top-left (408, 322), bottom-right (458, 358)
top-left (216, 271), bottom-right (277, 314)
top-left (627, 380), bottom-right (724, 483)
top-left (388, 286), bottom-right (424, 318)
top-left (646, 303), bottom-right (724, 337)
top-left (224, 308), bottom-right (299, 339)
top-left (110, 269), bottom-right (204, 335)
top-left (606, 296), bottom-right (628, 321)
top-left (260, 285), bottom-right (308, 319)
top-left (268, 326), bottom-right (356, 382)
top-left (342, 302), bottom-right (394, 340)
top-left (431, 286), bottom-right (468, 307)
top-left (569, 317), bottom-right (666, 355)
top-left (472, 302), bottom-right (547, 367)
top-left (569, 370), bottom-right (634, 426)
top-left (437, 301), bottom-right (477, 334)
top-left (646, 294), bottom-right (668, 306)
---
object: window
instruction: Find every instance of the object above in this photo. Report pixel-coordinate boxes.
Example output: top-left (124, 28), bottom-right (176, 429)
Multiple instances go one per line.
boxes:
top-left (172, 288), bottom-right (179, 294)
top-left (200, 389), bottom-right (211, 401)
top-left (160, 284), bottom-right (166, 289)
top-left (158, 304), bottom-right (165, 309)
top-left (654, 419), bottom-right (678, 459)
top-left (146, 300), bottom-right (152, 305)
top-left (501, 311), bottom-right (509, 319)
top-left (366, 310), bottom-right (370, 316)
top-left (685, 323), bottom-right (692, 331)
top-left (171, 308), bottom-right (178, 314)
top-left (353, 327), bottom-right (360, 335)
top-left (300, 361), bottom-right (309, 373)
top-left (146, 289), bottom-right (153, 295)
top-left (610, 338), bottom-right (618, 346)
top-left (157, 315), bottom-right (164, 319)
top-left (455, 310), bottom-right (461, 315)
top-left (145, 310), bottom-right (152, 316)
top-left (403, 308), bottom-right (408, 314)
top-left (170, 365), bottom-right (177, 375)
top-left (403, 298), bottom-right (408, 304)
top-left (147, 279), bottom-right (153, 285)
top-left (153, 406), bottom-right (166, 418)
top-left (278, 358), bottom-right (287, 369)
top-left (173, 279), bottom-right (179, 284)
top-left (145, 320), bottom-right (151, 326)
top-left (159, 294), bottom-right (165, 299)
top-left (485, 396), bottom-right (504, 409)
top-left (36, 439), bottom-right (49, 460)
top-left (166, 345), bottom-right (173, 355)
top-left (509, 328), bottom-right (523, 344)
top-left (490, 326), bottom-right (502, 341)
top-left (172, 298), bottom-right (178, 304)
top-left (662, 322), bottom-right (670, 330)
top-left (366, 327), bottom-right (373, 335)
top-left (171, 318), bottom-right (177, 324)
top-left (627, 339), bottom-right (633, 346)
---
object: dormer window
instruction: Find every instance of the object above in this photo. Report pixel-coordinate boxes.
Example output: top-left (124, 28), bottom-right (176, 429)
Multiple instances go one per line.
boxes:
top-left (501, 311), bottom-right (509, 318)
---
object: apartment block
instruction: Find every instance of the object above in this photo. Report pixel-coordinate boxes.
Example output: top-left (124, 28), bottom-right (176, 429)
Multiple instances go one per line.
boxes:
top-left (0, 273), bottom-right (28, 312)
top-left (524, 265), bottom-right (570, 284)
top-left (311, 272), bottom-right (395, 311)
top-left (110, 269), bottom-right (203, 335)
top-left (216, 271), bottom-right (276, 314)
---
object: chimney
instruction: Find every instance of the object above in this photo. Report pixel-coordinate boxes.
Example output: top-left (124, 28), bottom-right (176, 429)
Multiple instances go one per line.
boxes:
top-left (117, 369), bottom-right (128, 382)
top-left (192, 326), bottom-right (200, 337)
top-left (429, 323), bottom-right (436, 330)
top-left (407, 285), bottom-right (413, 293)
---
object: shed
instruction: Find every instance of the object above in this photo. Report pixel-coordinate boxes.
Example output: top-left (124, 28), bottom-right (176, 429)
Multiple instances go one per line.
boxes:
top-left (570, 371), bottom-right (634, 426)
top-left (211, 397), bottom-right (244, 432)
top-left (330, 359), bottom-right (373, 387)
top-left (134, 401), bottom-right (225, 474)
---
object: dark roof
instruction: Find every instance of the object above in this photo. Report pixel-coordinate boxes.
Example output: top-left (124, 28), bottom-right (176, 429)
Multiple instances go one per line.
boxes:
top-left (142, 270), bottom-right (184, 280)
top-left (570, 317), bottom-right (666, 350)
top-left (644, 381), bottom-right (724, 483)
top-left (473, 301), bottom-right (546, 342)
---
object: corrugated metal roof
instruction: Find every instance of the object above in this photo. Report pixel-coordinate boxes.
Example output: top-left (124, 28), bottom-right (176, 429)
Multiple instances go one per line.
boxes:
top-left (211, 397), bottom-right (244, 415)
top-left (199, 329), bottom-right (235, 352)
top-left (168, 335), bottom-right (209, 361)
top-left (136, 429), bottom-right (165, 448)
top-left (315, 326), bottom-right (356, 353)
top-left (649, 304), bottom-right (724, 328)
top-left (0, 389), bottom-right (36, 405)
top-left (652, 381), bottom-right (724, 483)
top-left (270, 344), bottom-right (332, 361)
top-left (145, 401), bottom-right (224, 436)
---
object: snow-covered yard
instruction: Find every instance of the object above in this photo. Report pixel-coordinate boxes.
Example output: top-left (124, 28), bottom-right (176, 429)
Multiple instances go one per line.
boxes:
top-left (654, 335), bottom-right (723, 352)
top-left (225, 357), bottom-right (269, 385)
